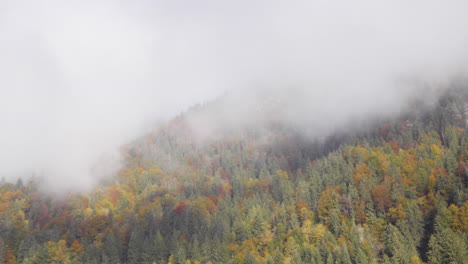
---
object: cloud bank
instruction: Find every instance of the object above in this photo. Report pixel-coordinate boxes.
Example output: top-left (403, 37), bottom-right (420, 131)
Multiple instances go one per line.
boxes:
top-left (0, 0), bottom-right (467, 190)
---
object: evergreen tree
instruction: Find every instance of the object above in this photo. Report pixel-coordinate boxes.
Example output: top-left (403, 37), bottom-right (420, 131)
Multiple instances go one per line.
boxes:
top-left (127, 223), bottom-right (145, 264)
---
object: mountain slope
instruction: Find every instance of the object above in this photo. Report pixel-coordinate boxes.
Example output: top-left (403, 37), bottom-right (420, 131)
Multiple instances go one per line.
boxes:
top-left (0, 86), bottom-right (467, 264)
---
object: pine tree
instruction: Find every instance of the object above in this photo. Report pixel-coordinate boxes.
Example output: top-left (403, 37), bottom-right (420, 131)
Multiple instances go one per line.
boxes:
top-left (173, 245), bottom-right (187, 264)
top-left (15, 178), bottom-right (23, 189)
top-left (428, 222), bottom-right (468, 264)
top-left (127, 223), bottom-right (145, 264)
top-left (103, 230), bottom-right (121, 264)
top-left (244, 251), bottom-right (257, 264)
top-left (154, 231), bottom-right (168, 263)
top-left (0, 238), bottom-right (5, 264)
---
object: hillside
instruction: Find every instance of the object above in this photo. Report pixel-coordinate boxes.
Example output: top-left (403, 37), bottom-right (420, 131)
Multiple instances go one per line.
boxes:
top-left (0, 86), bottom-right (467, 264)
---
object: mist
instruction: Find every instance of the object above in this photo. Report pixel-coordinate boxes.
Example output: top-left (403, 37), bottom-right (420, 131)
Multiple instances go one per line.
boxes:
top-left (1, 0), bottom-right (467, 191)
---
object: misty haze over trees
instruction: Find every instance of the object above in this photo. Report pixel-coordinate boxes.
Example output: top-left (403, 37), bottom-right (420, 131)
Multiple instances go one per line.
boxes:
top-left (1, 0), bottom-right (468, 264)
top-left (0, 86), bottom-right (467, 263)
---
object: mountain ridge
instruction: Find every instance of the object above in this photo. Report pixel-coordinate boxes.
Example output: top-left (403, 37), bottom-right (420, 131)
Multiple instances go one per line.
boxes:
top-left (0, 86), bottom-right (467, 263)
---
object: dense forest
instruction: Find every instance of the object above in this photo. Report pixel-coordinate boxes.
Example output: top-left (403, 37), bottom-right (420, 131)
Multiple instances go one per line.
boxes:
top-left (0, 87), bottom-right (467, 264)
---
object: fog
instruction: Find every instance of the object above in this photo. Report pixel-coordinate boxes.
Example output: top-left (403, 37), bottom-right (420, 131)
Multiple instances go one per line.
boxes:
top-left (1, 0), bottom-right (467, 191)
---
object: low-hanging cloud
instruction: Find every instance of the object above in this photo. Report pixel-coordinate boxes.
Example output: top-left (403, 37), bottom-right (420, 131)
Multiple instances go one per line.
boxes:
top-left (0, 0), bottom-right (467, 191)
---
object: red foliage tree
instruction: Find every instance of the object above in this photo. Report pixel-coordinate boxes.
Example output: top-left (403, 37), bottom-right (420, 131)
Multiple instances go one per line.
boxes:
top-left (372, 185), bottom-right (391, 212)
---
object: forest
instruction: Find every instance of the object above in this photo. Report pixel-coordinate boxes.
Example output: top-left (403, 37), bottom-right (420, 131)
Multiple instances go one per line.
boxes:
top-left (0, 87), bottom-right (467, 264)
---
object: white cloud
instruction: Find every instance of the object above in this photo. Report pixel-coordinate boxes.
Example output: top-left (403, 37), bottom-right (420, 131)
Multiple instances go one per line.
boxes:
top-left (0, 0), bottom-right (467, 190)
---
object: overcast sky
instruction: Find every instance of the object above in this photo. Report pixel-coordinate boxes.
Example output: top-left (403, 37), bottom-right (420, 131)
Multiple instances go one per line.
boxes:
top-left (1, 0), bottom-right (467, 191)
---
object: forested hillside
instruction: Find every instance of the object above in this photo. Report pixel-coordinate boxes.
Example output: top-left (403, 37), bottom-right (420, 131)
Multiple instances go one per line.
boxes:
top-left (0, 87), bottom-right (467, 264)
